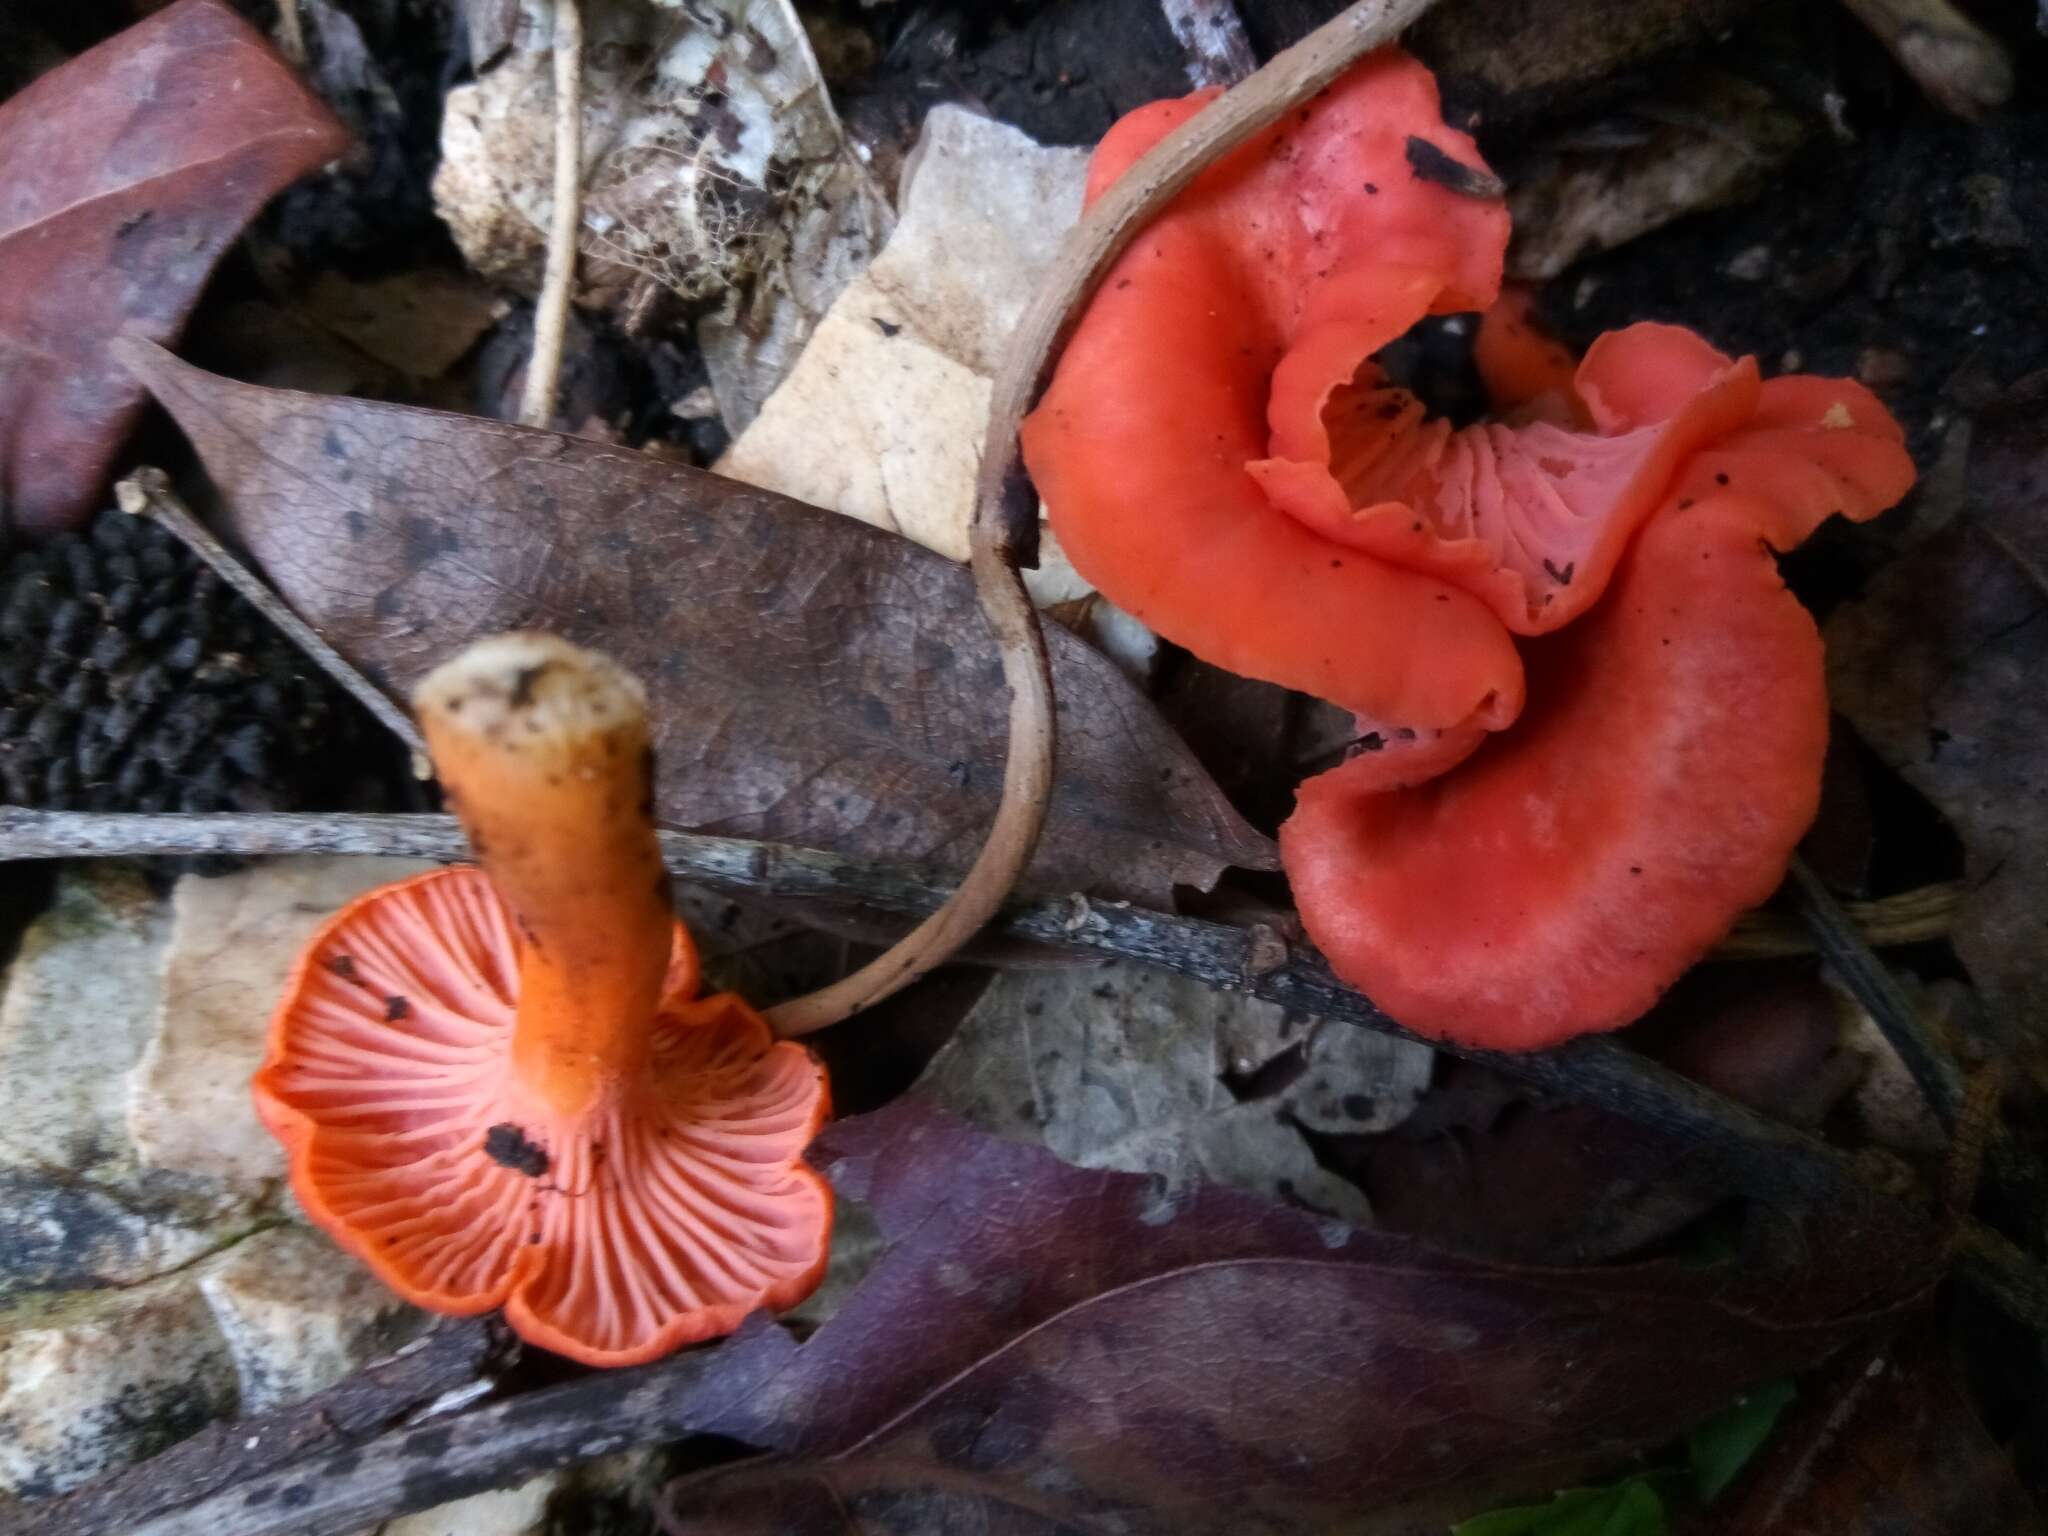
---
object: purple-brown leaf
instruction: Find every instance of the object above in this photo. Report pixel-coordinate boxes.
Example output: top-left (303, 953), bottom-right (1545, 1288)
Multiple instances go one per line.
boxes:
top-left (655, 1101), bottom-right (1938, 1535)
top-left (122, 343), bottom-right (1274, 899)
top-left (0, 0), bottom-right (347, 536)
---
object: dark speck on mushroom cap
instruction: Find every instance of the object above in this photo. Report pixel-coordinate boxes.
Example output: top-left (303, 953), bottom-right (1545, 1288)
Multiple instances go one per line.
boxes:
top-left (485, 1122), bottom-right (551, 1178)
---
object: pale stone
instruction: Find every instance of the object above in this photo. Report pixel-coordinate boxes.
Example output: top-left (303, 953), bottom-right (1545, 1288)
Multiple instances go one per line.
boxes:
top-left (0, 1274), bottom-right (237, 1499)
top-left (918, 962), bottom-right (1376, 1225)
top-left (382, 1474), bottom-right (559, 1536)
top-left (0, 1168), bottom-right (260, 1301)
top-left (717, 106), bottom-right (1095, 604)
top-left (0, 868), bottom-right (259, 1297)
top-left (197, 1226), bottom-right (428, 1414)
top-left (0, 866), bottom-right (168, 1176)
top-left (129, 856), bottom-right (435, 1187)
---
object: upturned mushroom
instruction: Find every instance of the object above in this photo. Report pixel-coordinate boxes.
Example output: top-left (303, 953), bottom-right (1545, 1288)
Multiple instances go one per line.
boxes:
top-left (254, 633), bottom-right (832, 1366)
top-left (1019, 49), bottom-right (1915, 1050)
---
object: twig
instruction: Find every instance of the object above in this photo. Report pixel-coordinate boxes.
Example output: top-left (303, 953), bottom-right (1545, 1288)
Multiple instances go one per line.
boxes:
top-left (0, 804), bottom-right (1956, 964)
top-left (13, 1199), bottom-right (2037, 1536)
top-left (1160, 0), bottom-right (1260, 88)
top-left (114, 471), bottom-right (424, 757)
top-left (1790, 856), bottom-right (1964, 1131)
top-left (9, 1320), bottom-right (500, 1536)
top-left (0, 806), bottom-right (1944, 1206)
top-left (1720, 881), bottom-right (1960, 959)
top-left (1834, 0), bottom-right (2013, 119)
top-left (767, 0), bottom-right (1442, 1037)
top-left (273, 0), bottom-right (307, 66)
top-left (99, 1343), bottom-right (718, 1536)
top-left (518, 0), bottom-right (584, 428)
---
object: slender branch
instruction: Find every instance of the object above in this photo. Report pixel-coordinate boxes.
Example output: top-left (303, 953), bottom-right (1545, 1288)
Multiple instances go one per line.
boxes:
top-left (114, 472), bottom-right (425, 757)
top-left (1722, 880), bottom-right (1958, 958)
top-left (770, 0), bottom-right (1442, 1036)
top-left (1834, 0), bottom-right (2013, 119)
top-left (115, 1344), bottom-right (720, 1536)
top-left (0, 807), bottom-right (1957, 962)
top-left (1790, 856), bottom-right (1964, 1131)
top-left (518, 0), bottom-right (584, 428)
top-left (0, 806), bottom-right (1948, 1206)
top-left (8, 1320), bottom-right (500, 1536)
top-left (273, 0), bottom-right (307, 65)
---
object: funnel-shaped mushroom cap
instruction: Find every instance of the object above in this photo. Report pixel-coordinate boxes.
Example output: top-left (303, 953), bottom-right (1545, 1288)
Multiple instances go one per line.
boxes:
top-left (1020, 48), bottom-right (1524, 734)
top-left (1279, 318), bottom-right (1913, 1049)
top-left (1246, 320), bottom-right (1762, 636)
top-left (1281, 483), bottom-right (1881, 1050)
top-left (255, 867), bottom-right (831, 1366)
top-left (1020, 51), bottom-right (1916, 738)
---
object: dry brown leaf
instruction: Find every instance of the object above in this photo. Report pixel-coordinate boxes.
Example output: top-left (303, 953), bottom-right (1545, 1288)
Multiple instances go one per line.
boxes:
top-left (0, 0), bottom-right (348, 536)
top-left (1827, 403), bottom-right (2048, 1037)
top-left (295, 269), bottom-right (502, 382)
top-left (718, 106), bottom-right (1090, 584)
top-left (1507, 75), bottom-right (1807, 281)
top-left (122, 343), bottom-right (1273, 902)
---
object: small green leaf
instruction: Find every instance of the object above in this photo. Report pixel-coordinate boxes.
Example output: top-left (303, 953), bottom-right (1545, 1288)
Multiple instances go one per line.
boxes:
top-left (1689, 1378), bottom-right (1796, 1504)
top-left (1452, 1479), bottom-right (1667, 1536)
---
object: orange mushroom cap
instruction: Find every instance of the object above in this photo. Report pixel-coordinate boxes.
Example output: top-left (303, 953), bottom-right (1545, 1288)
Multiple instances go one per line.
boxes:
top-left (254, 635), bottom-right (831, 1366)
top-left (1023, 51), bottom-right (1916, 1049)
top-left (1021, 49), bottom-right (1523, 735)
top-left (1281, 344), bottom-right (1914, 1049)
top-left (1022, 50), bottom-right (1779, 732)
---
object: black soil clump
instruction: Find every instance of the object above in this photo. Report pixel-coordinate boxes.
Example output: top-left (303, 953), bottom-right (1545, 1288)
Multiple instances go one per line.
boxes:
top-left (0, 507), bottom-right (412, 821)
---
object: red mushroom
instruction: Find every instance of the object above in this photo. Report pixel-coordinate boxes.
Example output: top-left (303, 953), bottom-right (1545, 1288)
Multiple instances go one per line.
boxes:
top-left (1023, 49), bottom-right (1782, 731)
top-left (1282, 332), bottom-right (1912, 1048)
top-left (253, 633), bottom-right (832, 1365)
top-left (1021, 50), bottom-right (1522, 736)
top-left (1020, 51), bottom-right (1916, 1048)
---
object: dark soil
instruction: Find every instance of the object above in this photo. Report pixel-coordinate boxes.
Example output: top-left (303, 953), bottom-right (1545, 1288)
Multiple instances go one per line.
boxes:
top-left (234, 0), bottom-right (473, 276)
top-left (841, 0), bottom-right (1197, 150)
top-left (1532, 4), bottom-right (2048, 482)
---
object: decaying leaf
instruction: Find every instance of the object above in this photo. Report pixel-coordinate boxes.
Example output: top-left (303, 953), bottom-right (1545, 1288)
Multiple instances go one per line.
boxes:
top-left (654, 1102), bottom-right (1935, 1536)
top-left (293, 269), bottom-right (503, 382)
top-left (719, 105), bottom-right (1091, 594)
top-left (914, 961), bottom-right (1431, 1226)
top-left (123, 343), bottom-right (1273, 901)
top-left (1507, 74), bottom-right (1807, 281)
top-left (433, 0), bottom-right (891, 429)
top-left (1827, 403), bottom-right (2048, 1037)
top-left (1407, 0), bottom-right (1764, 121)
top-left (1714, 1323), bottom-right (2045, 1531)
top-left (0, 0), bottom-right (348, 536)
top-left (1330, 964), bottom-right (1865, 1265)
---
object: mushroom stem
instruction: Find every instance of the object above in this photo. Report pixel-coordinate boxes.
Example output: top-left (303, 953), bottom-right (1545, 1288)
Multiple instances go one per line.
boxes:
top-left (413, 633), bottom-right (671, 1120)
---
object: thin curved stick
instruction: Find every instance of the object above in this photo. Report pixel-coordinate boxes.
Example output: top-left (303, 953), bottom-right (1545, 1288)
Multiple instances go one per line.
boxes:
top-left (518, 0), bottom-right (584, 429)
top-left (767, 0), bottom-right (1441, 1036)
